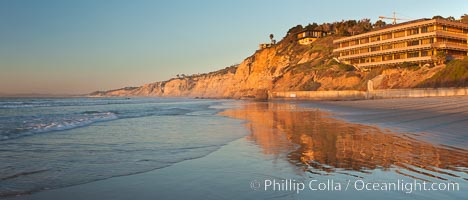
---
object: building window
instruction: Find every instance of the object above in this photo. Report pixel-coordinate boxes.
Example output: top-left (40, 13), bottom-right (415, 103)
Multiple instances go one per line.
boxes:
top-left (394, 31), bottom-right (406, 38)
top-left (370, 56), bottom-right (382, 62)
top-left (360, 38), bottom-right (369, 44)
top-left (394, 53), bottom-right (407, 59)
top-left (407, 28), bottom-right (419, 35)
top-left (383, 55), bottom-right (393, 61)
top-left (421, 51), bottom-right (431, 57)
top-left (421, 26), bottom-right (428, 33)
top-left (421, 38), bottom-right (434, 44)
top-left (381, 33), bottom-right (393, 40)
top-left (360, 48), bottom-right (369, 53)
top-left (382, 44), bottom-right (392, 50)
top-left (394, 42), bottom-right (406, 48)
top-left (408, 52), bottom-right (419, 58)
top-left (437, 37), bottom-right (447, 43)
top-left (341, 42), bottom-right (349, 48)
top-left (349, 40), bottom-right (358, 46)
top-left (407, 40), bottom-right (419, 46)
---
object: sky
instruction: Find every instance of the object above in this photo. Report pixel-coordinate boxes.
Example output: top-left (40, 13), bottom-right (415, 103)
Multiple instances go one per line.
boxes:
top-left (0, 0), bottom-right (467, 95)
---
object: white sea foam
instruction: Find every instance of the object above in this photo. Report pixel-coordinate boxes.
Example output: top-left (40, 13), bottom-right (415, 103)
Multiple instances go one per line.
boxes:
top-left (0, 112), bottom-right (118, 141)
top-left (30, 112), bottom-right (118, 132)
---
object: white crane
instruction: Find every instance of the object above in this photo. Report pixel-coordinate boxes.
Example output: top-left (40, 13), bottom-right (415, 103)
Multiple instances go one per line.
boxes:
top-left (379, 12), bottom-right (411, 25)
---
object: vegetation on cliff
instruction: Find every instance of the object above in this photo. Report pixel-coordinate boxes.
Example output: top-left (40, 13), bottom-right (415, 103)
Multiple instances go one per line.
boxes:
top-left (417, 58), bottom-right (468, 88)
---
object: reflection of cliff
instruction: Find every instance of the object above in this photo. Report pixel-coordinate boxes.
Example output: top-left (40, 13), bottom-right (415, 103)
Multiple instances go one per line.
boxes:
top-left (221, 102), bottom-right (468, 181)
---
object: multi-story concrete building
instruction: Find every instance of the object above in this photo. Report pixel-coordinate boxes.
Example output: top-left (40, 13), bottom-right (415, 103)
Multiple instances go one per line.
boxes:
top-left (333, 18), bottom-right (468, 68)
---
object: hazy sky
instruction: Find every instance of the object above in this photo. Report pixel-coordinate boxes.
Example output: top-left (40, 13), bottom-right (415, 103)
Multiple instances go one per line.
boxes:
top-left (1, 0), bottom-right (467, 94)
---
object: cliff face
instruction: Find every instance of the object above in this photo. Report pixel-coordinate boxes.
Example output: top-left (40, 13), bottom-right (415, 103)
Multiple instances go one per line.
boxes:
top-left (90, 34), bottom-right (446, 98)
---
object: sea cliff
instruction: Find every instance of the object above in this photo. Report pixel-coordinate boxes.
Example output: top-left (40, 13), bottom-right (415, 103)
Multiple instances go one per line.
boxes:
top-left (90, 26), bottom-right (462, 99)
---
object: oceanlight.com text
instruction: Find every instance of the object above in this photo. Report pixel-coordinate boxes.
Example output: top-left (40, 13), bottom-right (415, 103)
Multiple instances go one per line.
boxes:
top-left (250, 179), bottom-right (460, 194)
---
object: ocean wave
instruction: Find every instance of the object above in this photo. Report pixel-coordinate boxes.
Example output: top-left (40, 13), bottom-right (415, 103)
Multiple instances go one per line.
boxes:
top-left (0, 104), bottom-right (49, 108)
top-left (1, 169), bottom-right (49, 181)
top-left (0, 111), bottom-right (118, 141)
top-left (0, 98), bottom-right (139, 109)
top-left (0, 107), bottom-right (200, 141)
top-left (0, 98), bottom-right (225, 141)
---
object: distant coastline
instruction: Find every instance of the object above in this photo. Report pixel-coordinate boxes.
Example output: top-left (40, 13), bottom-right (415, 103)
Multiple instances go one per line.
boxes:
top-left (0, 93), bottom-right (83, 98)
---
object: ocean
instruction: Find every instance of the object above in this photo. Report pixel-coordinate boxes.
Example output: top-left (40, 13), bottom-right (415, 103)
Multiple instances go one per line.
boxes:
top-left (0, 98), bottom-right (246, 197)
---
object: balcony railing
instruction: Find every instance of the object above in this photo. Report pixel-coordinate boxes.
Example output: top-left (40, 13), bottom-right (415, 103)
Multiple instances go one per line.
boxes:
top-left (433, 42), bottom-right (468, 51)
top-left (355, 56), bottom-right (433, 68)
top-left (338, 44), bottom-right (433, 60)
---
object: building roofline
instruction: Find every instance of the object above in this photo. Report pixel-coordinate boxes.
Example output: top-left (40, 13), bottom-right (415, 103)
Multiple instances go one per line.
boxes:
top-left (297, 29), bottom-right (327, 34)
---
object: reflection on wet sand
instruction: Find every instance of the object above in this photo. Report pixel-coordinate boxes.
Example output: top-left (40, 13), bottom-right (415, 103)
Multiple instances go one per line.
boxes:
top-left (221, 102), bottom-right (468, 182)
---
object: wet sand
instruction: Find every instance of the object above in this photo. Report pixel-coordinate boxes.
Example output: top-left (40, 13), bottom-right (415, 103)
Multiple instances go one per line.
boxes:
top-left (221, 102), bottom-right (467, 182)
top-left (295, 96), bottom-right (468, 148)
top-left (6, 98), bottom-right (468, 200)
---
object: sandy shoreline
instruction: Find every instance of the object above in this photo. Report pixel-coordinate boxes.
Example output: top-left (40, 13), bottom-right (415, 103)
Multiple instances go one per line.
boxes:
top-left (5, 97), bottom-right (467, 200)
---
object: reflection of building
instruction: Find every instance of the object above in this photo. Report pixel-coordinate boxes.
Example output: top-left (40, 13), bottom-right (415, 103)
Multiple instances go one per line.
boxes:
top-left (297, 30), bottom-right (327, 45)
top-left (333, 18), bottom-right (468, 68)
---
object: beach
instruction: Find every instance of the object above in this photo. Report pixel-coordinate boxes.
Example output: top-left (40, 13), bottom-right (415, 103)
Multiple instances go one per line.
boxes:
top-left (3, 97), bottom-right (467, 200)
top-left (296, 96), bottom-right (468, 148)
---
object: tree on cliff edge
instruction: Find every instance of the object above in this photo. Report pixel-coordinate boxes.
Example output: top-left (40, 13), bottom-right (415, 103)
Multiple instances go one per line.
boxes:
top-left (287, 25), bottom-right (303, 35)
top-left (373, 20), bottom-right (387, 28)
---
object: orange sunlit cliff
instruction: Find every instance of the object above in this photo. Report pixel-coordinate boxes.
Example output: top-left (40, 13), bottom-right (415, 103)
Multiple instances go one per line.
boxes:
top-left (90, 18), bottom-right (468, 98)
